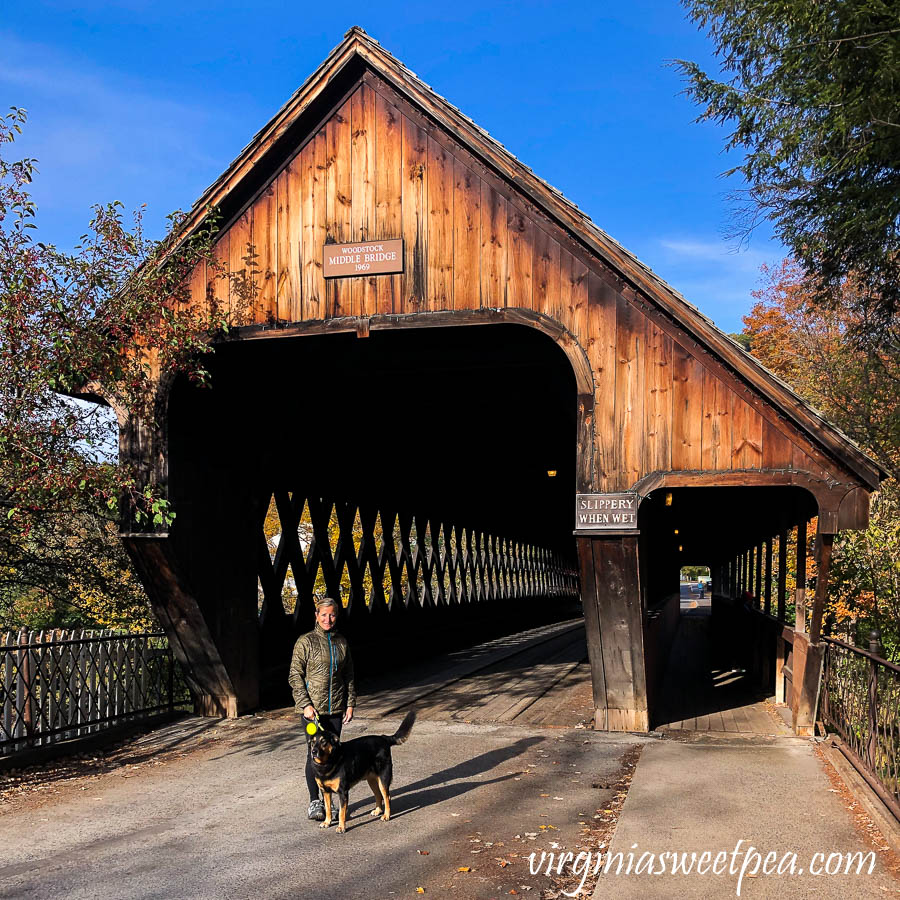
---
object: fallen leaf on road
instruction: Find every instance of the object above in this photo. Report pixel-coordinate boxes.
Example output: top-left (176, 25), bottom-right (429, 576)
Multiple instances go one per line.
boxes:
top-left (416, 889), bottom-right (425, 894)
top-left (457, 867), bottom-right (471, 872)
top-left (450, 813), bottom-right (460, 817)
top-left (539, 793), bottom-right (550, 797)
top-left (496, 859), bottom-right (510, 867)
top-left (553, 797), bottom-right (563, 801)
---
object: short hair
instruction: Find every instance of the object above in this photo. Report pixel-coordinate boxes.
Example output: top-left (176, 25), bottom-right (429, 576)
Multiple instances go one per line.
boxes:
top-left (314, 596), bottom-right (340, 613)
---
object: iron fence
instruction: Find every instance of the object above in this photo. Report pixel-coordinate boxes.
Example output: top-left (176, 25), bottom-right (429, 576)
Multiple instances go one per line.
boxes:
top-left (1, 629), bottom-right (187, 756)
top-left (821, 637), bottom-right (900, 820)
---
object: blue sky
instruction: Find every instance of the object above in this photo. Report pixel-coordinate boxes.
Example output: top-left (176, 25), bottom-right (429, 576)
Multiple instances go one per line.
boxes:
top-left (2, 0), bottom-right (784, 333)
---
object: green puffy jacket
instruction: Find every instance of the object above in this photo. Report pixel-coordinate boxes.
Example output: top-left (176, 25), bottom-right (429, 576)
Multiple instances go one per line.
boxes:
top-left (288, 623), bottom-right (357, 716)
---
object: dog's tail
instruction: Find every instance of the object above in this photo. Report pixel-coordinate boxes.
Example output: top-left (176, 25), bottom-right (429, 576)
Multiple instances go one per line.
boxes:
top-left (390, 710), bottom-right (416, 746)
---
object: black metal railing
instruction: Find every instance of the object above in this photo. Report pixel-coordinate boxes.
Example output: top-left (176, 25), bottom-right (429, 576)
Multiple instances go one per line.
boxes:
top-left (821, 637), bottom-right (900, 820)
top-left (1, 629), bottom-right (187, 756)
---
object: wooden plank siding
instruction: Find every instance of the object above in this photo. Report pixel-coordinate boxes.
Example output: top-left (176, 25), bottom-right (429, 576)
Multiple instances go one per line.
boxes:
top-left (187, 77), bottom-right (860, 495)
top-left (374, 92), bottom-right (402, 315)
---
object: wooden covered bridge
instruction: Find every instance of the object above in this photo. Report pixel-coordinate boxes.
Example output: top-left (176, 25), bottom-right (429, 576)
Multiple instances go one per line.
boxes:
top-left (118, 29), bottom-right (885, 733)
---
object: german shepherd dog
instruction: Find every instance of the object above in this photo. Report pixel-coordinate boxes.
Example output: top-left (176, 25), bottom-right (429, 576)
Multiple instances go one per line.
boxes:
top-left (309, 710), bottom-right (416, 833)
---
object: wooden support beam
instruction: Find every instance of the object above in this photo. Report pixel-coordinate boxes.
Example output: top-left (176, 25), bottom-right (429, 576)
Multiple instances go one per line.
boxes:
top-left (808, 532), bottom-right (834, 644)
top-left (795, 519), bottom-right (808, 633)
top-left (748, 547), bottom-right (755, 599)
top-left (764, 536), bottom-right (773, 615)
top-left (755, 542), bottom-right (763, 607)
top-left (777, 527), bottom-right (788, 621)
top-left (791, 630), bottom-right (824, 735)
top-left (122, 534), bottom-right (242, 717)
top-left (577, 535), bottom-right (648, 732)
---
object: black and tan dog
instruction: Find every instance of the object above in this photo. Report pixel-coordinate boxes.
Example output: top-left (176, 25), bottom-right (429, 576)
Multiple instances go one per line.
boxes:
top-left (309, 710), bottom-right (416, 833)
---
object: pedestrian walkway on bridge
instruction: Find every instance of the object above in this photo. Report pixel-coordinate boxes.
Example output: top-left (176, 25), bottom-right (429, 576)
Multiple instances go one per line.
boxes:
top-left (653, 607), bottom-right (791, 736)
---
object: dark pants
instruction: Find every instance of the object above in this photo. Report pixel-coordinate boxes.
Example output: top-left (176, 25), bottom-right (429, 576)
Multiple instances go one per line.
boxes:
top-left (304, 713), bottom-right (343, 802)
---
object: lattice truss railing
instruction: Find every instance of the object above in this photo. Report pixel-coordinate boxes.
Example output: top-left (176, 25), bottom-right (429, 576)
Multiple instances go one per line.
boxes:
top-left (1, 630), bottom-right (180, 754)
top-left (821, 638), bottom-right (900, 814)
top-left (257, 491), bottom-right (580, 621)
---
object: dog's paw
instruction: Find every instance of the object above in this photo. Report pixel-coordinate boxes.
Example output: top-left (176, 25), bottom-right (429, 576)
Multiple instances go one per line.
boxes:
top-left (336, 825), bottom-right (346, 834)
top-left (370, 807), bottom-right (383, 817)
top-left (319, 820), bottom-right (330, 829)
top-left (380, 812), bottom-right (390, 822)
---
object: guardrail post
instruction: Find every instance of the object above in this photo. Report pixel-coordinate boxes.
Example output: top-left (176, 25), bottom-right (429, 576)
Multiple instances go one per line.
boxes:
top-left (168, 644), bottom-right (175, 714)
top-left (866, 629), bottom-right (881, 771)
top-left (18, 630), bottom-right (34, 739)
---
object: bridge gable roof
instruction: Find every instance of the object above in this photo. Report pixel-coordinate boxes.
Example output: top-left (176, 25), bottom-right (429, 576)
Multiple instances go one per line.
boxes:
top-left (180, 27), bottom-right (885, 491)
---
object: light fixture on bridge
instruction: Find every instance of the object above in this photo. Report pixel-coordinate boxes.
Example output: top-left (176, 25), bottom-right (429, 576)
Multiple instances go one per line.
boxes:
top-left (678, 545), bottom-right (683, 552)
top-left (665, 491), bottom-right (673, 506)
top-left (674, 528), bottom-right (679, 535)
top-left (546, 469), bottom-right (558, 478)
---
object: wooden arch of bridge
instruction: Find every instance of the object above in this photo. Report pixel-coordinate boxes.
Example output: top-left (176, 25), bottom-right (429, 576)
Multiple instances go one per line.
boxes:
top-left (118, 29), bottom-right (885, 730)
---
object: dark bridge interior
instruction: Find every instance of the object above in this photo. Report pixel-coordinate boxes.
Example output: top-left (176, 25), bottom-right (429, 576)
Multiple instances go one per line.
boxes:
top-left (165, 323), bottom-right (582, 706)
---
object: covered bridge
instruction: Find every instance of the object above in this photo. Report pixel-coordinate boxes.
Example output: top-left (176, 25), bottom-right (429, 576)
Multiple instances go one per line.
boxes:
top-left (119, 29), bottom-right (885, 732)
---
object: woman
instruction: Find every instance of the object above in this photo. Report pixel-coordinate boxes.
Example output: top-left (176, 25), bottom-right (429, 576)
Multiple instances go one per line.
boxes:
top-left (288, 596), bottom-right (356, 821)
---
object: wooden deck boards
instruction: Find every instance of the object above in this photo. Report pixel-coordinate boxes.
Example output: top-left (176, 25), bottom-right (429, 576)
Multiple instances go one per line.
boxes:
top-left (358, 611), bottom-right (791, 736)
top-left (654, 613), bottom-right (791, 736)
top-left (356, 619), bottom-right (592, 728)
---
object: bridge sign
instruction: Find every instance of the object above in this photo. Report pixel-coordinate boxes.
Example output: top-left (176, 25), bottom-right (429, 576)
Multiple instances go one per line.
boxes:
top-left (575, 493), bottom-right (639, 531)
top-left (323, 239), bottom-right (404, 278)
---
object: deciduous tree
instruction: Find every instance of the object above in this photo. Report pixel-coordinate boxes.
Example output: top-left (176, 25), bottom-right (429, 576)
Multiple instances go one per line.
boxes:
top-left (0, 108), bottom-right (239, 629)
top-left (743, 259), bottom-right (899, 656)
top-left (677, 0), bottom-right (900, 336)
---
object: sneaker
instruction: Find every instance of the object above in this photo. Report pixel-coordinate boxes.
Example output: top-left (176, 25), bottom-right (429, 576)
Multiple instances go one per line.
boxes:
top-left (307, 799), bottom-right (325, 821)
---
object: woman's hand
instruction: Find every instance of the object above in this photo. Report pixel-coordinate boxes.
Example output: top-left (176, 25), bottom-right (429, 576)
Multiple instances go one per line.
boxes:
top-left (342, 706), bottom-right (354, 725)
top-left (303, 704), bottom-right (316, 721)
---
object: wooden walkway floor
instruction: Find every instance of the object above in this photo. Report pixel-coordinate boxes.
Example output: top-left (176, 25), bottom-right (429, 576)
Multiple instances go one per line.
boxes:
top-left (357, 618), bottom-right (595, 728)
top-left (357, 611), bottom-right (791, 735)
top-left (653, 610), bottom-right (792, 735)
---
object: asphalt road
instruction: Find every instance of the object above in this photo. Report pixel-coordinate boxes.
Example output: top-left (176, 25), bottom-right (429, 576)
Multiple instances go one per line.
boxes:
top-left (0, 713), bottom-right (646, 900)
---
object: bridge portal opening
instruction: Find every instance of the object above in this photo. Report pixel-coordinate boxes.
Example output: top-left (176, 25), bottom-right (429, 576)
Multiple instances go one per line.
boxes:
top-left (639, 485), bottom-right (819, 731)
top-left (165, 323), bottom-right (583, 709)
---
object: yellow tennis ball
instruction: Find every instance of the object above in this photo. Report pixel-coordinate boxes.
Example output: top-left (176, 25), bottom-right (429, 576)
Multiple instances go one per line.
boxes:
top-left (306, 721), bottom-right (317, 735)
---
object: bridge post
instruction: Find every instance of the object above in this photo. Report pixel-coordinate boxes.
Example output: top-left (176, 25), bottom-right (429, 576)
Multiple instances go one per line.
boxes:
top-left (577, 534), bottom-right (649, 732)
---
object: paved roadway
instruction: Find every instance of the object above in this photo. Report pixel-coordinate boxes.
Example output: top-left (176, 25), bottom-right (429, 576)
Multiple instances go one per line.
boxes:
top-left (1, 617), bottom-right (896, 899)
top-left (0, 713), bottom-right (646, 899)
